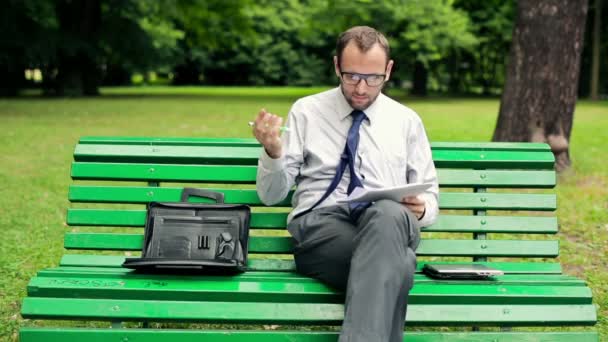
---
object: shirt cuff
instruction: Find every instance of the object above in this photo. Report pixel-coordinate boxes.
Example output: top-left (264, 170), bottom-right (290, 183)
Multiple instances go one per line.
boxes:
top-left (417, 192), bottom-right (438, 227)
top-left (417, 207), bottom-right (426, 221)
top-left (259, 148), bottom-right (285, 172)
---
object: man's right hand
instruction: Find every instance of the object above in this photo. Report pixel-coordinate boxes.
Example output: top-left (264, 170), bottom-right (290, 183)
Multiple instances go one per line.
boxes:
top-left (252, 108), bottom-right (284, 159)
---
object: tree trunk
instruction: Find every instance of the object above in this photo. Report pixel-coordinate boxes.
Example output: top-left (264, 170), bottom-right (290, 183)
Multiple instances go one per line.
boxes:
top-left (173, 58), bottom-right (204, 85)
top-left (590, 0), bottom-right (601, 100)
top-left (0, 64), bottom-right (24, 97)
top-left (479, 49), bottom-right (492, 95)
top-left (54, 0), bottom-right (101, 96)
top-left (493, 0), bottom-right (588, 172)
top-left (447, 51), bottom-right (460, 94)
top-left (102, 64), bottom-right (131, 86)
top-left (411, 61), bottom-right (428, 96)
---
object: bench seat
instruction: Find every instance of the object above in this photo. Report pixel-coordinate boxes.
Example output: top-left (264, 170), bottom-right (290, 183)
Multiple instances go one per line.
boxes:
top-left (19, 137), bottom-right (598, 341)
top-left (19, 329), bottom-right (600, 342)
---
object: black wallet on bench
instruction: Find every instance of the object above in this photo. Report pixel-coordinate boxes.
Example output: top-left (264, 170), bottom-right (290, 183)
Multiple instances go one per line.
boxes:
top-left (123, 188), bottom-right (250, 274)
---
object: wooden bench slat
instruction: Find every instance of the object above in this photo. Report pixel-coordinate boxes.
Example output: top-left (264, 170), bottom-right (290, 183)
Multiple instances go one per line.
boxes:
top-left (21, 297), bottom-right (597, 325)
top-left (58, 255), bottom-right (565, 274)
top-left (437, 169), bottom-right (555, 188)
top-left (431, 142), bottom-right (552, 151)
top-left (70, 162), bottom-right (556, 187)
top-left (71, 163), bottom-right (258, 183)
top-left (74, 144), bottom-right (260, 165)
top-left (61, 254), bottom-right (305, 272)
top-left (68, 185), bottom-right (556, 210)
top-left (431, 150), bottom-right (554, 169)
top-left (38, 267), bottom-right (585, 286)
top-left (425, 215), bottom-right (558, 233)
top-left (20, 328), bottom-right (599, 342)
top-left (79, 136), bottom-right (553, 152)
top-left (63, 233), bottom-right (559, 257)
top-left (74, 144), bottom-right (555, 169)
top-left (42, 267), bottom-right (335, 283)
top-left (79, 136), bottom-right (263, 146)
top-left (66, 209), bottom-right (290, 228)
top-left (67, 209), bottom-right (558, 233)
top-left (69, 185), bottom-right (292, 206)
top-left (67, 209), bottom-right (146, 227)
top-left (440, 193), bottom-right (556, 211)
top-left (67, 186), bottom-right (253, 204)
top-left (27, 275), bottom-right (592, 305)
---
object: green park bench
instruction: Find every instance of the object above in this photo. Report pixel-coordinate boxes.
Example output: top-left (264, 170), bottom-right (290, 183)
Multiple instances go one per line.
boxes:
top-left (19, 136), bottom-right (598, 341)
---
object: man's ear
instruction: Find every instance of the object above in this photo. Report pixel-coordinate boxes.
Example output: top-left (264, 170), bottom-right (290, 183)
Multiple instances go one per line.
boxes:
top-left (333, 56), bottom-right (341, 78)
top-left (385, 59), bottom-right (394, 81)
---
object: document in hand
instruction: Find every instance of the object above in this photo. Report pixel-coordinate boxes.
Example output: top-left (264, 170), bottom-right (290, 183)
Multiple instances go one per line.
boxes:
top-left (337, 183), bottom-right (433, 203)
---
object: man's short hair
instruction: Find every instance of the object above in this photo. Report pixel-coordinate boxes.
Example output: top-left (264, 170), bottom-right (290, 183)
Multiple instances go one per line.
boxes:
top-left (336, 26), bottom-right (390, 66)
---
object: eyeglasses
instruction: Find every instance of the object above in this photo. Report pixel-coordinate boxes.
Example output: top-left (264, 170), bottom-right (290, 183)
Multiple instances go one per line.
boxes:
top-left (340, 72), bottom-right (386, 87)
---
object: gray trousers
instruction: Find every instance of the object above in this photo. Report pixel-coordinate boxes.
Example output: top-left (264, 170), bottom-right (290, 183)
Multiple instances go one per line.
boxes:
top-left (288, 199), bottom-right (421, 342)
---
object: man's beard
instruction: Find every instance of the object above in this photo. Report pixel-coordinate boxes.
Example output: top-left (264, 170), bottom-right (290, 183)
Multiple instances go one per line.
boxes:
top-left (340, 85), bottom-right (382, 111)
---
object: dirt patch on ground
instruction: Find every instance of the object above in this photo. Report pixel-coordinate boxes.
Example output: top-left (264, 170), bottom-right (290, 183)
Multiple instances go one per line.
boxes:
top-left (562, 263), bottom-right (586, 277)
top-left (575, 175), bottom-right (608, 188)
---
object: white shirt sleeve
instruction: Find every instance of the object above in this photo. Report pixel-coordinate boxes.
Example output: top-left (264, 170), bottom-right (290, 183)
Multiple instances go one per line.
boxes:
top-left (256, 103), bottom-right (304, 206)
top-left (406, 117), bottom-right (439, 227)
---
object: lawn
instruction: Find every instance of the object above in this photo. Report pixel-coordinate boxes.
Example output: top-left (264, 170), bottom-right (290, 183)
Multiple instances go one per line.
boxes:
top-left (0, 86), bottom-right (606, 341)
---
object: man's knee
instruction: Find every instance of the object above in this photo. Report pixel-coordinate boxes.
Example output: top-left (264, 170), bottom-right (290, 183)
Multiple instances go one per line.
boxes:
top-left (373, 199), bottom-right (411, 219)
top-left (366, 199), bottom-right (413, 229)
top-left (360, 200), bottom-right (419, 248)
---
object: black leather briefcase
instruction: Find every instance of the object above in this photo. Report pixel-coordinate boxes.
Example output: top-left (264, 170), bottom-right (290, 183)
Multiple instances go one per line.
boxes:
top-left (123, 188), bottom-right (250, 274)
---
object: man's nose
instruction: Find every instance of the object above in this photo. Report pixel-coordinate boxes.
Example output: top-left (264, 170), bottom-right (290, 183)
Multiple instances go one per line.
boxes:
top-left (355, 78), bottom-right (368, 92)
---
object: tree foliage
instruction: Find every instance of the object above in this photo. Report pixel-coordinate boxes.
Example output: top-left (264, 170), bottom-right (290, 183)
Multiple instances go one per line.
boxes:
top-left (451, 0), bottom-right (515, 94)
top-left (0, 0), bottom-right (251, 95)
top-left (1, 0), bottom-right (604, 96)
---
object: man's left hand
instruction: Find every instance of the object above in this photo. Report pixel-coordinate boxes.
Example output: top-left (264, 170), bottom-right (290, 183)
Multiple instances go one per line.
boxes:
top-left (401, 195), bottom-right (426, 220)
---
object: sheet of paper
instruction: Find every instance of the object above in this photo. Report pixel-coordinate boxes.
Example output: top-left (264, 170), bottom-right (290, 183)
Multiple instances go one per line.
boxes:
top-left (337, 183), bottom-right (433, 203)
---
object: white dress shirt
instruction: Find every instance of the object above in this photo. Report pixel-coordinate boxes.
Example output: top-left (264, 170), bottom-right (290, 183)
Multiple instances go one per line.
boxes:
top-left (256, 87), bottom-right (439, 226)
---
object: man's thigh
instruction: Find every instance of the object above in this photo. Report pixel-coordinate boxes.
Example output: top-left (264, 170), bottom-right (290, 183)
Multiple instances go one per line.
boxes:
top-left (288, 205), bottom-right (356, 290)
top-left (358, 199), bottom-right (421, 251)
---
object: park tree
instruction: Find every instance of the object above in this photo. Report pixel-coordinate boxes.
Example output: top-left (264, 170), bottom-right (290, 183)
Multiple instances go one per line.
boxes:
top-left (51, 0), bottom-right (188, 95)
top-left (0, 0), bottom-right (185, 96)
top-left (171, 0), bottom-right (255, 85)
top-left (53, 0), bottom-right (102, 95)
top-left (0, 0), bottom-right (251, 96)
top-left (193, 0), bottom-right (329, 86)
top-left (391, 1), bottom-right (478, 96)
top-left (308, 0), bottom-right (478, 95)
top-left (576, 0), bottom-right (607, 98)
top-left (451, 0), bottom-right (515, 95)
top-left (3, 0), bottom-right (601, 97)
top-left (0, 0), bottom-right (57, 96)
top-left (589, 0), bottom-right (602, 100)
top-left (493, 0), bottom-right (589, 171)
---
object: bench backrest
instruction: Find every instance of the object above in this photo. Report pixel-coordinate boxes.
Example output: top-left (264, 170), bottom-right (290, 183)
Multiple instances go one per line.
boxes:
top-left (64, 137), bottom-right (559, 272)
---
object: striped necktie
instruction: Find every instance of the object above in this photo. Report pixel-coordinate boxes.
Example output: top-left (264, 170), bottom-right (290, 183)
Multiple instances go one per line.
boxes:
top-left (297, 110), bottom-right (370, 220)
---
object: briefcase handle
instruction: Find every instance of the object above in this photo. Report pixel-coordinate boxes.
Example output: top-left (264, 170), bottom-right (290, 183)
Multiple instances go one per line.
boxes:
top-left (181, 188), bottom-right (225, 204)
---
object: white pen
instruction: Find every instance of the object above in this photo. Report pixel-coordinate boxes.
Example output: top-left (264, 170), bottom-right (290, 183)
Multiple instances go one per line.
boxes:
top-left (248, 121), bottom-right (291, 132)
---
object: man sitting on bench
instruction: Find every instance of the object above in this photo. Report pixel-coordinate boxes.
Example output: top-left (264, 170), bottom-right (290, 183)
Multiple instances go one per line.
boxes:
top-left (251, 26), bottom-right (439, 342)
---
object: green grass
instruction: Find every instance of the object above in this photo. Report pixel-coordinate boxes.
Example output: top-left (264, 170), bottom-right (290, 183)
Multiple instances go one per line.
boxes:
top-left (0, 86), bottom-right (606, 341)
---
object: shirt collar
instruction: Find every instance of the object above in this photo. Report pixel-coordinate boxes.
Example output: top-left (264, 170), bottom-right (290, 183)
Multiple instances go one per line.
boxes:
top-left (334, 86), bottom-right (383, 124)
